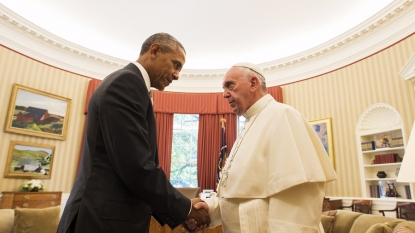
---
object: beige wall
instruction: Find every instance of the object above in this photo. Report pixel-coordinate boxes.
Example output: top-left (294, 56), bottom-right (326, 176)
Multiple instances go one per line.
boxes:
top-left (1, 34), bottom-right (415, 197)
top-left (282, 34), bottom-right (415, 197)
top-left (0, 45), bottom-right (90, 193)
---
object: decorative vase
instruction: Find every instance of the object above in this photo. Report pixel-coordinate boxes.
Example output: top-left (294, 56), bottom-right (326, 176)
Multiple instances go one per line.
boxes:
top-left (377, 171), bottom-right (387, 178)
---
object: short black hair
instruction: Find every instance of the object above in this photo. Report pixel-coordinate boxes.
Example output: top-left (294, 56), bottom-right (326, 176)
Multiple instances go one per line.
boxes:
top-left (140, 33), bottom-right (186, 55)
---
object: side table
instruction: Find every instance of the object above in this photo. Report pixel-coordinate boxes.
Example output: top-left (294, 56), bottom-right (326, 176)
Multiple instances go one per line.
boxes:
top-left (0, 191), bottom-right (62, 209)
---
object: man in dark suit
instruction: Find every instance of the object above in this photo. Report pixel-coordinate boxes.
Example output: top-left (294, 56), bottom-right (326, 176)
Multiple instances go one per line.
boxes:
top-left (58, 33), bottom-right (209, 233)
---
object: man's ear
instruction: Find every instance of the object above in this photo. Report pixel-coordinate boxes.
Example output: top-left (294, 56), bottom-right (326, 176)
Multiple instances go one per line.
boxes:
top-left (149, 43), bottom-right (161, 58)
top-left (250, 76), bottom-right (259, 90)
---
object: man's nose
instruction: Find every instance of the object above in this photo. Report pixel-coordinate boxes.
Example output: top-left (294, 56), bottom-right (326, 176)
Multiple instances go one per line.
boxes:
top-left (173, 71), bottom-right (179, 80)
top-left (223, 91), bottom-right (230, 98)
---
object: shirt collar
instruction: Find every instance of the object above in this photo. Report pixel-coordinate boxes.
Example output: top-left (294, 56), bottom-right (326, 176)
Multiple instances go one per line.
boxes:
top-left (243, 94), bottom-right (273, 119)
top-left (132, 61), bottom-right (151, 92)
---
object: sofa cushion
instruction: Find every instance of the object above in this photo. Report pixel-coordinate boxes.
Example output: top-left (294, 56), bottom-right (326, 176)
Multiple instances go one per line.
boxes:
top-left (366, 223), bottom-right (394, 233)
top-left (394, 225), bottom-right (415, 233)
top-left (0, 209), bottom-right (14, 233)
top-left (321, 215), bottom-right (335, 233)
top-left (13, 206), bottom-right (60, 233)
top-left (331, 210), bottom-right (363, 233)
top-left (350, 213), bottom-right (401, 233)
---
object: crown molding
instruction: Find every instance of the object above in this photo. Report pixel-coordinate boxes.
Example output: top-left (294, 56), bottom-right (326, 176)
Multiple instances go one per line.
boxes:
top-left (0, 4), bottom-right (126, 78)
top-left (0, 1), bottom-right (414, 92)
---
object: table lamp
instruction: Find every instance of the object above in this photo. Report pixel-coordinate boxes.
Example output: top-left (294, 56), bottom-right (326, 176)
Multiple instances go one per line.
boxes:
top-left (397, 120), bottom-right (415, 183)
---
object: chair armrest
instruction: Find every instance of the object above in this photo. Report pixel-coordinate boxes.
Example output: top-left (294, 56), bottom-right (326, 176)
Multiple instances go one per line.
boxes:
top-left (378, 208), bottom-right (397, 216)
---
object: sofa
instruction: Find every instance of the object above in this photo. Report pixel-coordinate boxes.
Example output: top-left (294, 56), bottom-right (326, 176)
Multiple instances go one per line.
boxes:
top-left (321, 210), bottom-right (415, 233)
top-left (3, 206), bottom-right (415, 233)
top-left (0, 206), bottom-right (60, 233)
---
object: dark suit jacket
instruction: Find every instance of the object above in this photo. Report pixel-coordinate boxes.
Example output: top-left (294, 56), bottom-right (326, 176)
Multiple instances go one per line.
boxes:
top-left (58, 63), bottom-right (190, 232)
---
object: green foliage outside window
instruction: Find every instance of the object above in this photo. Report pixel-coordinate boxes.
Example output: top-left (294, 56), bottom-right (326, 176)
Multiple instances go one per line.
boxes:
top-left (170, 114), bottom-right (198, 187)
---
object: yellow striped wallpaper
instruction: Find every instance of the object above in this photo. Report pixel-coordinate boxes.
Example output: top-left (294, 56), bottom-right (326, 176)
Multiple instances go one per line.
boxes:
top-left (1, 34), bottom-right (415, 197)
top-left (282, 34), bottom-right (415, 197)
top-left (0, 46), bottom-right (90, 193)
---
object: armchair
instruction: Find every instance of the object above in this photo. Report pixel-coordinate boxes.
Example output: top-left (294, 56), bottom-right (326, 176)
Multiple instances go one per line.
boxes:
top-left (379, 201), bottom-right (410, 219)
top-left (340, 199), bottom-right (372, 214)
top-left (400, 202), bottom-right (415, 221)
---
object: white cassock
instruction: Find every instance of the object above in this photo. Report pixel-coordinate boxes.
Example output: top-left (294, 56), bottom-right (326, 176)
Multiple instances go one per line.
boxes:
top-left (205, 94), bottom-right (337, 233)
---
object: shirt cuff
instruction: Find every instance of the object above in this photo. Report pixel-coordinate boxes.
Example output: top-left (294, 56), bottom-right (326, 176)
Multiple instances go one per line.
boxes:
top-left (189, 200), bottom-right (192, 215)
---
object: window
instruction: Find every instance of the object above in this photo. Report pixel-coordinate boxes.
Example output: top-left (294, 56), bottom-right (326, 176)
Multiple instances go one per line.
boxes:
top-left (170, 114), bottom-right (199, 187)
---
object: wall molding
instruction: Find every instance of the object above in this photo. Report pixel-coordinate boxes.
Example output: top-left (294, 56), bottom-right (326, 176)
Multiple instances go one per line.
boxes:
top-left (1, 1), bottom-right (415, 92)
top-left (357, 103), bottom-right (403, 136)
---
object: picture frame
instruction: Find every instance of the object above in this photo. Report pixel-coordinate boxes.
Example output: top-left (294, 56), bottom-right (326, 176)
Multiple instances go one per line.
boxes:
top-left (4, 84), bottom-right (71, 140)
top-left (4, 141), bottom-right (55, 179)
top-left (309, 118), bottom-right (334, 167)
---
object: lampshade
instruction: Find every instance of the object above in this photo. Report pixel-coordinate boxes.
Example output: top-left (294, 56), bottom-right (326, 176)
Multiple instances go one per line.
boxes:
top-left (397, 120), bottom-right (415, 183)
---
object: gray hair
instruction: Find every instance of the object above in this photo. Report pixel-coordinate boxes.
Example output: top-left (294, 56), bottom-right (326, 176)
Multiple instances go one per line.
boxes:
top-left (238, 67), bottom-right (267, 92)
top-left (140, 33), bottom-right (186, 55)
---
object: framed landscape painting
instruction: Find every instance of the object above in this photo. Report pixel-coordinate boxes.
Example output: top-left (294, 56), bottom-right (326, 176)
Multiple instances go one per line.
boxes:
top-left (4, 141), bottom-right (55, 179)
top-left (309, 118), bottom-right (334, 167)
top-left (4, 84), bottom-right (71, 140)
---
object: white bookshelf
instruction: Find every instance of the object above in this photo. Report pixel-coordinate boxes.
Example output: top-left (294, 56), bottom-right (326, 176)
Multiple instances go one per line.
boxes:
top-left (356, 103), bottom-right (414, 201)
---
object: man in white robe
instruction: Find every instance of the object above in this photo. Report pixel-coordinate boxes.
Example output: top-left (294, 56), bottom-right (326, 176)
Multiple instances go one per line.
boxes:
top-left (187, 62), bottom-right (337, 233)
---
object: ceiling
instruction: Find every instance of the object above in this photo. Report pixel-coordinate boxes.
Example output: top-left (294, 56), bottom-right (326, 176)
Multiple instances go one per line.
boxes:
top-left (0, 0), bottom-right (395, 70)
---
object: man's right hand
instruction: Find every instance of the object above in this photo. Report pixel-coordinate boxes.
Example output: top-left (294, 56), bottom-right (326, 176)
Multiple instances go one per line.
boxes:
top-left (182, 198), bottom-right (211, 233)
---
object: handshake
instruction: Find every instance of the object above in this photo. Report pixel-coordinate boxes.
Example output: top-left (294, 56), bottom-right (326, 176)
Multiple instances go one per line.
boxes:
top-left (182, 198), bottom-right (211, 233)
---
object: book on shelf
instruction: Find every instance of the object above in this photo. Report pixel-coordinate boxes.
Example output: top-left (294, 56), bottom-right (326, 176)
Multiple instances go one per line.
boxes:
top-left (362, 141), bottom-right (376, 151)
top-left (369, 185), bottom-right (380, 198)
top-left (404, 185), bottom-right (412, 199)
top-left (391, 137), bottom-right (404, 147)
top-left (373, 153), bottom-right (400, 164)
top-left (369, 185), bottom-right (375, 197)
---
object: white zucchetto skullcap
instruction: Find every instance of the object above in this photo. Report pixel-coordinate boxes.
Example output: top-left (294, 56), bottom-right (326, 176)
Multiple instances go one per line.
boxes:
top-left (232, 62), bottom-right (265, 79)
